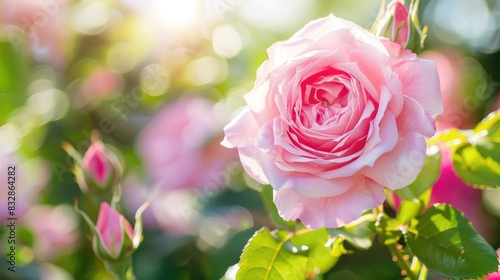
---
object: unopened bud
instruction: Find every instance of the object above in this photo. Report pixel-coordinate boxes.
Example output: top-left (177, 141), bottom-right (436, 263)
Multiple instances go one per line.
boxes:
top-left (64, 132), bottom-right (122, 195)
top-left (371, 0), bottom-right (427, 53)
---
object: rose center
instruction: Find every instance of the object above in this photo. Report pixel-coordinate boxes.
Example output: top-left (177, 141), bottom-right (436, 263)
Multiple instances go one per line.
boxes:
top-left (298, 69), bottom-right (351, 127)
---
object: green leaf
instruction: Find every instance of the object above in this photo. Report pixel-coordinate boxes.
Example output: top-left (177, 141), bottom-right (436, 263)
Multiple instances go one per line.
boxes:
top-left (452, 142), bottom-right (500, 188)
top-left (237, 228), bottom-right (308, 280)
top-left (475, 137), bottom-right (500, 164)
top-left (406, 204), bottom-right (499, 279)
top-left (291, 228), bottom-right (339, 275)
top-left (450, 111), bottom-right (500, 189)
top-left (260, 185), bottom-right (297, 229)
top-left (396, 200), bottom-right (422, 225)
top-left (375, 213), bottom-right (402, 245)
top-left (327, 218), bottom-right (376, 250)
top-left (395, 146), bottom-right (441, 200)
top-left (474, 109), bottom-right (500, 138)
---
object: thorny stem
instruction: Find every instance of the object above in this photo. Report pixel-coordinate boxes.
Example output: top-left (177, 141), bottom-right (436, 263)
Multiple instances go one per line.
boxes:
top-left (387, 243), bottom-right (418, 280)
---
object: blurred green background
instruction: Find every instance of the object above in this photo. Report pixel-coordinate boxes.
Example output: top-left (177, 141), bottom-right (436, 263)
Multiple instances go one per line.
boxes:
top-left (0, 0), bottom-right (500, 279)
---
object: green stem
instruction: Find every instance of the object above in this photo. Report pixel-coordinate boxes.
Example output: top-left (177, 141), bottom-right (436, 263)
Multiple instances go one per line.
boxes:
top-left (104, 258), bottom-right (136, 280)
top-left (387, 243), bottom-right (417, 280)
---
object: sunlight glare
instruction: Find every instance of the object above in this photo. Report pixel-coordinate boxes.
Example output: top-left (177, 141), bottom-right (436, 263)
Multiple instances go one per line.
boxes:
top-left (151, 0), bottom-right (199, 28)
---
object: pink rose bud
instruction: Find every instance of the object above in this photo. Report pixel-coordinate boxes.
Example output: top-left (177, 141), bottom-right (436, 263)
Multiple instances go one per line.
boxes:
top-left (83, 141), bottom-right (114, 186)
top-left (95, 203), bottom-right (134, 260)
top-left (372, 0), bottom-right (427, 53)
top-left (64, 134), bottom-right (122, 194)
top-left (76, 199), bottom-right (150, 262)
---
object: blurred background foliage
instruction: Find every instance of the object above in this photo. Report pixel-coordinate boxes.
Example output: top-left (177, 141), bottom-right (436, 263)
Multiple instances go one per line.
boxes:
top-left (0, 0), bottom-right (499, 279)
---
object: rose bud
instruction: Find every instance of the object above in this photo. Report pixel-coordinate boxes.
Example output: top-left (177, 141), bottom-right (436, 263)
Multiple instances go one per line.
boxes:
top-left (80, 141), bottom-right (121, 191)
top-left (94, 202), bottom-right (134, 260)
top-left (63, 133), bottom-right (122, 195)
top-left (76, 201), bottom-right (149, 261)
top-left (372, 0), bottom-right (427, 53)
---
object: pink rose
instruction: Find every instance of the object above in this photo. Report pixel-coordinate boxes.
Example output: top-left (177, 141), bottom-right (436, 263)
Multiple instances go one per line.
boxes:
top-left (223, 14), bottom-right (442, 229)
top-left (139, 97), bottom-right (238, 192)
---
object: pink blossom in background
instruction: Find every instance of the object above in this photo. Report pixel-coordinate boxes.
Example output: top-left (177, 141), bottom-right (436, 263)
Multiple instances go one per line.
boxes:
top-left (421, 48), bottom-right (476, 129)
top-left (149, 190), bottom-right (200, 236)
top-left (0, 153), bottom-right (50, 221)
top-left (24, 205), bottom-right (80, 261)
top-left (122, 173), bottom-right (200, 236)
top-left (223, 14), bottom-right (442, 229)
top-left (139, 97), bottom-right (238, 192)
top-left (0, 0), bottom-right (73, 69)
top-left (122, 172), bottom-right (253, 237)
top-left (75, 67), bottom-right (123, 107)
top-left (122, 173), bottom-right (159, 229)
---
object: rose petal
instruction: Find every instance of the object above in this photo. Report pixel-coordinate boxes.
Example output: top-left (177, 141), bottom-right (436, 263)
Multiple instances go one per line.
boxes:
top-left (362, 132), bottom-right (426, 190)
top-left (274, 176), bottom-right (386, 229)
top-left (222, 107), bottom-right (259, 148)
top-left (96, 202), bottom-right (124, 258)
top-left (255, 121), bottom-right (354, 197)
top-left (397, 96), bottom-right (436, 137)
top-left (222, 108), bottom-right (269, 184)
top-left (237, 146), bottom-right (269, 185)
top-left (392, 52), bottom-right (443, 118)
top-left (243, 79), bottom-right (279, 125)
